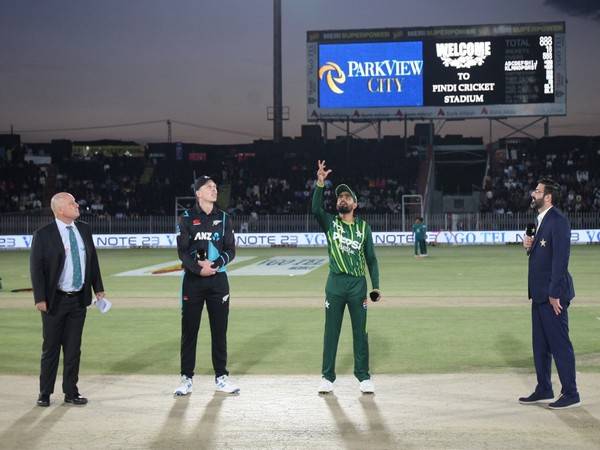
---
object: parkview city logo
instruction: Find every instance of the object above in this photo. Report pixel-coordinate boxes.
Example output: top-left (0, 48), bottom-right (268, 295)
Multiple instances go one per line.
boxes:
top-left (319, 58), bottom-right (423, 95)
top-left (319, 61), bottom-right (346, 94)
top-left (436, 41), bottom-right (492, 69)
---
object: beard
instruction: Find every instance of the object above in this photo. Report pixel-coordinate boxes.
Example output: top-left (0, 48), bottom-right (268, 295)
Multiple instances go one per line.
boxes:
top-left (337, 204), bottom-right (352, 214)
top-left (530, 197), bottom-right (544, 210)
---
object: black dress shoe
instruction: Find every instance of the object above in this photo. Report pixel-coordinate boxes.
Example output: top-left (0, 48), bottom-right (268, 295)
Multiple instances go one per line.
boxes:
top-left (37, 394), bottom-right (50, 407)
top-left (64, 394), bottom-right (88, 405)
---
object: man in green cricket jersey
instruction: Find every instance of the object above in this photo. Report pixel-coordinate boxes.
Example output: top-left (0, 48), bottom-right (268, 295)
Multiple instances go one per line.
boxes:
top-left (312, 160), bottom-right (381, 394)
top-left (413, 217), bottom-right (428, 257)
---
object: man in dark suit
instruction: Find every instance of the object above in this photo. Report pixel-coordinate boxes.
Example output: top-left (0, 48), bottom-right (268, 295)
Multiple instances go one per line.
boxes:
top-left (30, 192), bottom-right (105, 407)
top-left (520, 178), bottom-right (580, 410)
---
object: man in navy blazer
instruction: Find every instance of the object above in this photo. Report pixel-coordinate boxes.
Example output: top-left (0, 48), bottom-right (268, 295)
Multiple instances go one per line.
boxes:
top-left (30, 192), bottom-right (105, 407)
top-left (520, 178), bottom-right (580, 409)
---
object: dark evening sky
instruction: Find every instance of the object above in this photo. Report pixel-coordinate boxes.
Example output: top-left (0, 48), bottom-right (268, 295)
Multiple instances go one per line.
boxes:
top-left (2, 0), bottom-right (599, 144)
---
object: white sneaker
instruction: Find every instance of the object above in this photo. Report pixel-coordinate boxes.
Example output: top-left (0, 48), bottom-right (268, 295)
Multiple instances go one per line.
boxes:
top-left (215, 375), bottom-right (240, 394)
top-left (174, 375), bottom-right (193, 396)
top-left (318, 378), bottom-right (334, 394)
top-left (359, 379), bottom-right (375, 394)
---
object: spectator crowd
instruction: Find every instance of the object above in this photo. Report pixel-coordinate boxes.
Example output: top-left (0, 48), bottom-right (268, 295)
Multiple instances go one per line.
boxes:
top-left (3, 135), bottom-right (599, 217)
top-left (481, 138), bottom-right (600, 214)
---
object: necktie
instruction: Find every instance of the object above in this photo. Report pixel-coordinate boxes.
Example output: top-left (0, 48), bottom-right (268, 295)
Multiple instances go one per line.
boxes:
top-left (67, 226), bottom-right (82, 290)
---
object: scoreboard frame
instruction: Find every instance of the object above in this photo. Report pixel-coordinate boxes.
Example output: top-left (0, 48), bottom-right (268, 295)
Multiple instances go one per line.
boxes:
top-left (306, 22), bottom-right (566, 121)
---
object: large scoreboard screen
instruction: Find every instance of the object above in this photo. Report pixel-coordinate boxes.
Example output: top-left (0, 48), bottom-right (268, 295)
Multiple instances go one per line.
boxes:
top-left (307, 22), bottom-right (566, 120)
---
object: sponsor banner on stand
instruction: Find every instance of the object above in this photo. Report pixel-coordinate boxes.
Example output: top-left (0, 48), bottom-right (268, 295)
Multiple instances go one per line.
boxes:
top-left (2, 230), bottom-right (600, 250)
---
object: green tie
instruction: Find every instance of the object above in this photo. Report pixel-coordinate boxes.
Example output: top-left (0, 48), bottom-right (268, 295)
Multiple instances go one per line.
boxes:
top-left (67, 226), bottom-right (82, 290)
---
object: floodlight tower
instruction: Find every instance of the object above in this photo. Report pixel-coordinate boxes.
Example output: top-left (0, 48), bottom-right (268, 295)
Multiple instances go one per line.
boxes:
top-left (273, 0), bottom-right (283, 143)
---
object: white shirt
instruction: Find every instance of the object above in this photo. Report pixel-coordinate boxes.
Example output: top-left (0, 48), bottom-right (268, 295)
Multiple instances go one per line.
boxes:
top-left (537, 205), bottom-right (553, 228)
top-left (55, 219), bottom-right (86, 291)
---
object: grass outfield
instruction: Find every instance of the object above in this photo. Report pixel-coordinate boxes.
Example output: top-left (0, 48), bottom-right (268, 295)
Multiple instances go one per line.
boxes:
top-left (1, 307), bottom-right (600, 375)
top-left (2, 245), bottom-right (600, 298)
top-left (0, 246), bottom-right (599, 374)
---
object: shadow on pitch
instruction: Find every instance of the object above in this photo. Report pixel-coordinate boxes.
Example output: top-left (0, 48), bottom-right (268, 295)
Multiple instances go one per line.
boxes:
top-left (323, 394), bottom-right (400, 449)
top-left (190, 394), bottom-right (227, 449)
top-left (150, 394), bottom-right (226, 449)
top-left (0, 403), bottom-right (69, 448)
top-left (359, 395), bottom-right (398, 449)
top-left (323, 394), bottom-right (366, 449)
top-left (150, 396), bottom-right (191, 449)
top-left (551, 407), bottom-right (600, 448)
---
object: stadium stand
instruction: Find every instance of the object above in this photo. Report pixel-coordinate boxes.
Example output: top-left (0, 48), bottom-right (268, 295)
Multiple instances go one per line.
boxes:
top-left (2, 134), bottom-right (598, 218)
top-left (0, 151), bottom-right (46, 213)
top-left (482, 136), bottom-right (600, 213)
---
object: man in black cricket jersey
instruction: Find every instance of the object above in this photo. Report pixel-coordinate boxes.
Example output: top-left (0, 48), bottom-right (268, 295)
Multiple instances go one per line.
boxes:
top-left (173, 176), bottom-right (239, 395)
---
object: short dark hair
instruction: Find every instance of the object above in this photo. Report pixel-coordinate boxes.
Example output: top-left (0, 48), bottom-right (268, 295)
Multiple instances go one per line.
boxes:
top-left (537, 177), bottom-right (561, 204)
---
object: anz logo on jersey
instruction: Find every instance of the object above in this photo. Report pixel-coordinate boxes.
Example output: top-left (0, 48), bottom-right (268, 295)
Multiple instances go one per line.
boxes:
top-left (193, 231), bottom-right (220, 241)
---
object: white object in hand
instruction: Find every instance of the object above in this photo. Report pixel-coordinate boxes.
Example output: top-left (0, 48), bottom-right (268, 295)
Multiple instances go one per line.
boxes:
top-left (95, 297), bottom-right (112, 314)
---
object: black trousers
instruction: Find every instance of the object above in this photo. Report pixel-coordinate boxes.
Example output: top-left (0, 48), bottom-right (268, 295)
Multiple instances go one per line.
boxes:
top-left (180, 271), bottom-right (230, 379)
top-left (40, 292), bottom-right (87, 397)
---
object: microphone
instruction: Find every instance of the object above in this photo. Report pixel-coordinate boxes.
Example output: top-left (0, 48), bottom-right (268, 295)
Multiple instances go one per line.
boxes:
top-left (525, 223), bottom-right (536, 256)
top-left (525, 223), bottom-right (536, 237)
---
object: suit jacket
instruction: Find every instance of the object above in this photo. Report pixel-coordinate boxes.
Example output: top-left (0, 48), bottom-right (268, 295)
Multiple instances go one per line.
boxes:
top-left (528, 207), bottom-right (575, 304)
top-left (30, 220), bottom-right (104, 312)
